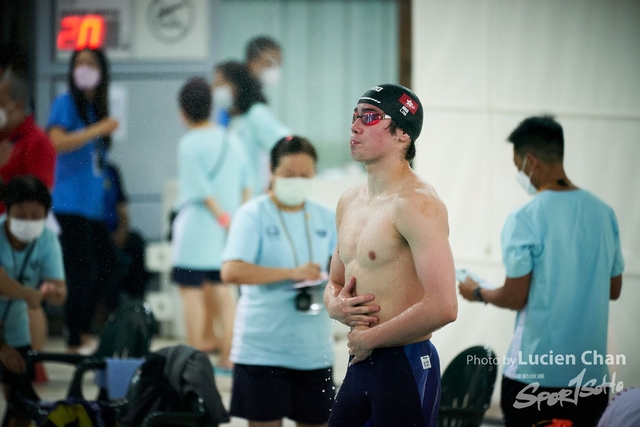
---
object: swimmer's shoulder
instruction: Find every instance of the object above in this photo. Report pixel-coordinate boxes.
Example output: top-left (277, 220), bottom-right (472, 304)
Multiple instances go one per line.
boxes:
top-left (394, 177), bottom-right (448, 224)
top-left (337, 184), bottom-right (366, 214)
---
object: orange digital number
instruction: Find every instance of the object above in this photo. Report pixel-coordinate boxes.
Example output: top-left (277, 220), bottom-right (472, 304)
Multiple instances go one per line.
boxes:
top-left (57, 16), bottom-right (81, 50)
top-left (57, 14), bottom-right (106, 51)
top-left (77, 15), bottom-right (105, 49)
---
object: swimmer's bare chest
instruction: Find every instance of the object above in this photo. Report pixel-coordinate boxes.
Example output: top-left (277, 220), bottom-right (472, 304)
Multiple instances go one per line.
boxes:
top-left (338, 195), bottom-right (421, 322)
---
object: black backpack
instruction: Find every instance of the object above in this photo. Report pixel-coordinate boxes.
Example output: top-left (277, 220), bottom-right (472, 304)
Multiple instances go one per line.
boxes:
top-left (118, 354), bottom-right (186, 427)
top-left (119, 346), bottom-right (228, 427)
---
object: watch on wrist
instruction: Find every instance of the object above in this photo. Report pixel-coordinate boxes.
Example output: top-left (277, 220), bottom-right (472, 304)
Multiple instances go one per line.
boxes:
top-left (473, 286), bottom-right (487, 305)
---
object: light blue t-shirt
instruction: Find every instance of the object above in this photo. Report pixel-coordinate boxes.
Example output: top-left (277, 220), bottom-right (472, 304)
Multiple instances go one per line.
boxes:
top-left (222, 195), bottom-right (337, 370)
top-left (47, 93), bottom-right (105, 220)
top-left (0, 218), bottom-right (65, 347)
top-left (502, 189), bottom-right (624, 388)
top-left (171, 127), bottom-right (248, 270)
top-left (231, 103), bottom-right (291, 197)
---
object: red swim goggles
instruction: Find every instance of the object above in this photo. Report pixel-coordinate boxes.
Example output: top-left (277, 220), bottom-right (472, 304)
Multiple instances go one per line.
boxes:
top-left (352, 112), bottom-right (392, 126)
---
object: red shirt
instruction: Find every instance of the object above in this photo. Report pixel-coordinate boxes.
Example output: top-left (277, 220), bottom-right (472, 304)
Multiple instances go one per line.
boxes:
top-left (0, 115), bottom-right (56, 213)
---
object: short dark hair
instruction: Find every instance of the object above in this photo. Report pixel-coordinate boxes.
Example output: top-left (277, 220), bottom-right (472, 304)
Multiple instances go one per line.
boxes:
top-left (4, 175), bottom-right (52, 212)
top-left (385, 121), bottom-right (415, 161)
top-left (215, 61), bottom-right (266, 114)
top-left (270, 136), bottom-right (318, 171)
top-left (179, 77), bottom-right (211, 122)
top-left (246, 36), bottom-right (281, 62)
top-left (507, 115), bottom-right (564, 163)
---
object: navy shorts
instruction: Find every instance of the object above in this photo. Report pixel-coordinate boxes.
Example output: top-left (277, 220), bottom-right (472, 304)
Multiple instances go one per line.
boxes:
top-left (230, 364), bottom-right (335, 424)
top-left (172, 267), bottom-right (221, 286)
top-left (0, 346), bottom-right (31, 385)
top-left (329, 339), bottom-right (441, 427)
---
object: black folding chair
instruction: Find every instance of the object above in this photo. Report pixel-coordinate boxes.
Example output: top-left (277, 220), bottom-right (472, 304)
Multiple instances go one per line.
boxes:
top-left (438, 345), bottom-right (498, 427)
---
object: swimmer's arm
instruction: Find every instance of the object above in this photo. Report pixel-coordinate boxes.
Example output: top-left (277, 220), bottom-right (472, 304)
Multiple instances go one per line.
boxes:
top-left (220, 260), bottom-right (320, 285)
top-left (360, 194), bottom-right (458, 350)
top-left (324, 191), bottom-right (349, 308)
top-left (324, 247), bottom-right (346, 302)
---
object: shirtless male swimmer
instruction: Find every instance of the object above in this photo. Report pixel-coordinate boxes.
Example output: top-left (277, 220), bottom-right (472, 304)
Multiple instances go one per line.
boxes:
top-left (324, 84), bottom-right (458, 427)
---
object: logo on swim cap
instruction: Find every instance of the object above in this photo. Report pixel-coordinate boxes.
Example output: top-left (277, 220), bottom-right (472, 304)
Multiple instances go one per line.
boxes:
top-left (399, 93), bottom-right (418, 115)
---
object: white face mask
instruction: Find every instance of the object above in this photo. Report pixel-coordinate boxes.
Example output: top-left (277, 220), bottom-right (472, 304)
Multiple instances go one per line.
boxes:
top-left (9, 218), bottom-right (45, 243)
top-left (516, 157), bottom-right (537, 196)
top-left (260, 67), bottom-right (282, 88)
top-left (213, 86), bottom-right (234, 110)
top-left (73, 65), bottom-right (101, 90)
top-left (274, 177), bottom-right (313, 207)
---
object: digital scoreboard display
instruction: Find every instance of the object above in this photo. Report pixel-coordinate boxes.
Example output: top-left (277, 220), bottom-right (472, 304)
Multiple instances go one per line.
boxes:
top-left (55, 0), bottom-right (131, 61)
top-left (54, 0), bottom-right (208, 61)
top-left (56, 14), bottom-right (106, 50)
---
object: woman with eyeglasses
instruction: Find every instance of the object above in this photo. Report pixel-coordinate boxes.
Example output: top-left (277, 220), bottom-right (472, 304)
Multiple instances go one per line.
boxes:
top-left (46, 48), bottom-right (118, 353)
top-left (212, 61), bottom-right (290, 199)
top-left (221, 136), bottom-right (336, 427)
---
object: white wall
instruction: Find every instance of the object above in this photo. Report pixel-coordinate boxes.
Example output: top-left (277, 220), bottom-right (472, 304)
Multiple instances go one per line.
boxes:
top-left (412, 0), bottom-right (640, 403)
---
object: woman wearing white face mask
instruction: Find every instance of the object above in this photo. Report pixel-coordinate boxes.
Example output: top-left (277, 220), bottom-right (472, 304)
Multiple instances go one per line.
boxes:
top-left (213, 36), bottom-right (283, 129)
top-left (0, 176), bottom-right (66, 427)
top-left (212, 61), bottom-right (291, 198)
top-left (46, 48), bottom-right (119, 353)
top-left (245, 36), bottom-right (283, 89)
top-left (221, 136), bottom-right (337, 427)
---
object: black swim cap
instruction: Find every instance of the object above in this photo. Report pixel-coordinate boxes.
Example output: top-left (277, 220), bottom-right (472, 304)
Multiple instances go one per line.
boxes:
top-left (357, 84), bottom-right (424, 142)
top-left (4, 176), bottom-right (52, 212)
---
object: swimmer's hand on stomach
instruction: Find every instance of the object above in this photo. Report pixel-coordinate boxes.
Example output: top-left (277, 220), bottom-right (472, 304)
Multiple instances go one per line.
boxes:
top-left (330, 277), bottom-right (380, 327)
